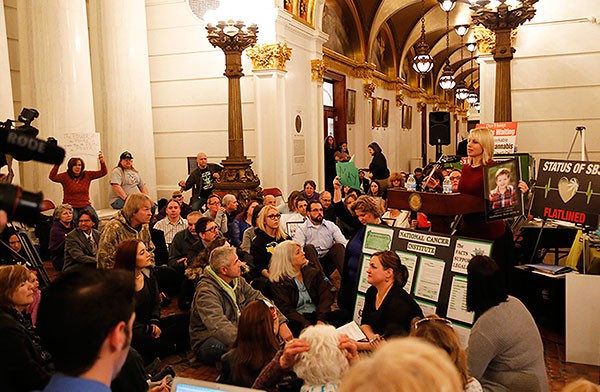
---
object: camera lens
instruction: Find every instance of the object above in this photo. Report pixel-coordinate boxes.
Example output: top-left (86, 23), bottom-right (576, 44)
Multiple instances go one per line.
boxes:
top-left (0, 184), bottom-right (44, 224)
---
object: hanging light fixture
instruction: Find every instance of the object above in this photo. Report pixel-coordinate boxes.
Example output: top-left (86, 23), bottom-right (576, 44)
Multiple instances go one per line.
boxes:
top-left (455, 25), bottom-right (470, 100)
top-left (454, 24), bottom-right (470, 37)
top-left (466, 43), bottom-right (479, 104)
top-left (412, 0), bottom-right (434, 74)
top-left (466, 41), bottom-right (477, 52)
top-left (439, 7), bottom-right (455, 90)
top-left (438, 0), bottom-right (456, 12)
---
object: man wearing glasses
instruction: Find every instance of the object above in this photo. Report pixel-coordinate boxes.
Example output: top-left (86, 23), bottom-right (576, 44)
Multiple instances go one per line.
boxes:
top-left (449, 169), bottom-right (462, 193)
top-left (189, 217), bottom-right (221, 256)
top-left (293, 200), bottom-right (347, 279)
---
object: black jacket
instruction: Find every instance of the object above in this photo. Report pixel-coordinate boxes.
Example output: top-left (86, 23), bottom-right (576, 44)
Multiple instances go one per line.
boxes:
top-left (0, 307), bottom-right (53, 392)
top-left (271, 265), bottom-right (333, 329)
top-left (369, 151), bottom-right (390, 180)
top-left (250, 229), bottom-right (286, 279)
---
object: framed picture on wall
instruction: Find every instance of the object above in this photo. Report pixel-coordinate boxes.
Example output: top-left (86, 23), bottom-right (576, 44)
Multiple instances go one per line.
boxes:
top-left (372, 98), bottom-right (382, 127)
top-left (382, 99), bottom-right (390, 127)
top-left (347, 89), bottom-right (356, 124)
top-left (402, 104), bottom-right (413, 129)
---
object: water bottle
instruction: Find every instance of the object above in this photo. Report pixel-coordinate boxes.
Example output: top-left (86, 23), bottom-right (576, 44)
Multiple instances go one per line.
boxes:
top-left (443, 176), bottom-right (452, 194)
top-left (406, 174), bottom-right (416, 192)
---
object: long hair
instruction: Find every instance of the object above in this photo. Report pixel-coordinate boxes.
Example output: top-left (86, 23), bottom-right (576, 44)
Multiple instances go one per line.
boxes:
top-left (0, 264), bottom-right (31, 307)
top-left (269, 240), bottom-right (302, 282)
top-left (114, 239), bottom-right (142, 273)
top-left (231, 300), bottom-right (280, 387)
top-left (257, 205), bottom-right (286, 240)
top-left (236, 200), bottom-right (259, 221)
top-left (66, 157), bottom-right (85, 179)
top-left (410, 315), bottom-right (469, 387)
top-left (372, 250), bottom-right (408, 287)
top-left (325, 136), bottom-right (336, 151)
top-left (388, 172), bottom-right (405, 188)
top-left (293, 325), bottom-right (349, 387)
top-left (468, 128), bottom-right (495, 166)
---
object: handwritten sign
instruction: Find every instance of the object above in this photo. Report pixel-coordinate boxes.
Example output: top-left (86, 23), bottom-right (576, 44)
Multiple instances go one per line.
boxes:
top-left (336, 159), bottom-right (360, 191)
top-left (62, 133), bottom-right (101, 170)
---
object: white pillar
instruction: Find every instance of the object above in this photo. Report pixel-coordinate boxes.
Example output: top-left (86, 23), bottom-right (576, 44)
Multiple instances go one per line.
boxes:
top-left (88, 0), bottom-right (157, 204)
top-left (17, 0), bottom-right (97, 204)
top-left (478, 53), bottom-right (495, 123)
top-left (0, 0), bottom-right (17, 183)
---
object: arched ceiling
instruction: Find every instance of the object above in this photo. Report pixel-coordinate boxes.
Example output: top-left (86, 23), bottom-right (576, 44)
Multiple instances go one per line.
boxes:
top-left (319, 0), bottom-right (480, 98)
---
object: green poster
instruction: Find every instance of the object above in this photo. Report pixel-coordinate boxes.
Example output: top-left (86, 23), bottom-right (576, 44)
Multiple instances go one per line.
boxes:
top-left (336, 159), bottom-right (360, 190)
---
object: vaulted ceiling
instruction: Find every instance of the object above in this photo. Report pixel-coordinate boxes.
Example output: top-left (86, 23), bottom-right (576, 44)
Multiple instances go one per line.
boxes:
top-left (320, 0), bottom-right (480, 96)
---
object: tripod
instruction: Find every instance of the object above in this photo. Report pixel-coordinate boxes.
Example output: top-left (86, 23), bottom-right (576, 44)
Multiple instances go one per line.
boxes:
top-left (566, 126), bottom-right (589, 161)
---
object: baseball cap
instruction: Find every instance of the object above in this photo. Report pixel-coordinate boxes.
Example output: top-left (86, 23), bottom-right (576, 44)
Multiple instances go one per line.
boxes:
top-left (120, 151), bottom-right (133, 160)
top-left (172, 190), bottom-right (183, 198)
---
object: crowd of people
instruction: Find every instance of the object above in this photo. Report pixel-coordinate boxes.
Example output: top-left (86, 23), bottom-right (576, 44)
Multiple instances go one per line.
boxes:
top-left (0, 131), bottom-right (593, 392)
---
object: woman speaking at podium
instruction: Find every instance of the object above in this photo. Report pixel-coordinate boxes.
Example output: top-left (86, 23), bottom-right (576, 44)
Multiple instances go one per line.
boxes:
top-left (457, 128), bottom-right (525, 280)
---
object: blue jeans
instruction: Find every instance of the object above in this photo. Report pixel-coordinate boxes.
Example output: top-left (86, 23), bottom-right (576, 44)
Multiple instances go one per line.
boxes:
top-left (111, 198), bottom-right (125, 209)
top-left (190, 196), bottom-right (207, 212)
top-left (196, 337), bottom-right (227, 365)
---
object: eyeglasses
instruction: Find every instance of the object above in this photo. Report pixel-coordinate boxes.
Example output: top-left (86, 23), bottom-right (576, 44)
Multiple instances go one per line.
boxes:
top-left (173, 195), bottom-right (183, 199)
top-left (414, 316), bottom-right (453, 329)
top-left (267, 213), bottom-right (281, 220)
top-left (207, 201), bottom-right (220, 206)
top-left (449, 176), bottom-right (461, 181)
top-left (205, 226), bottom-right (219, 233)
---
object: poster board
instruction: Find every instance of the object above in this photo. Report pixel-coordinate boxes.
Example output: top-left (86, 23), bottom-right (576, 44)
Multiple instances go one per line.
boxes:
top-left (476, 122), bottom-right (518, 154)
top-left (354, 224), bottom-right (493, 338)
top-left (531, 159), bottom-right (600, 227)
top-left (61, 132), bottom-right (101, 170)
top-left (483, 158), bottom-right (524, 221)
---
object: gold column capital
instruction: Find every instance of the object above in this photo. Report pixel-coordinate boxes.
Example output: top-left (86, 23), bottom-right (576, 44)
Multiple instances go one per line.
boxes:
top-left (473, 26), bottom-right (518, 55)
top-left (246, 42), bottom-right (292, 72)
top-left (311, 59), bottom-right (326, 82)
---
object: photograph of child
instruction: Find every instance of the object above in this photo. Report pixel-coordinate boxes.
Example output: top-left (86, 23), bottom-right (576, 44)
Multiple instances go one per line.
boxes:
top-left (489, 168), bottom-right (517, 209)
top-left (483, 158), bottom-right (524, 221)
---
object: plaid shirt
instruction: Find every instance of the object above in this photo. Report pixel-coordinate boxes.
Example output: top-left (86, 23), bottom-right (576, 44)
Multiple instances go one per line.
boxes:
top-left (489, 185), bottom-right (516, 209)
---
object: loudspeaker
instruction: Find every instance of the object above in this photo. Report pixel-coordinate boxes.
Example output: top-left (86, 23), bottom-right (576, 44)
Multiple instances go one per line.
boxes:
top-left (429, 111), bottom-right (451, 146)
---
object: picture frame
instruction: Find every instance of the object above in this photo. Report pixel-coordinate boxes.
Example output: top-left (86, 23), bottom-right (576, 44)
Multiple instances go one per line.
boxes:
top-left (402, 104), bottom-right (413, 129)
top-left (382, 99), bottom-right (389, 127)
top-left (346, 89), bottom-right (356, 124)
top-left (372, 98), bottom-right (382, 127)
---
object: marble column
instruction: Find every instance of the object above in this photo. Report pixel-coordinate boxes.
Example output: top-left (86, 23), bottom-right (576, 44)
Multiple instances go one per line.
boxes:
top-left (17, 0), bottom-right (98, 205)
top-left (0, 0), bottom-right (17, 183)
top-left (88, 0), bottom-right (157, 203)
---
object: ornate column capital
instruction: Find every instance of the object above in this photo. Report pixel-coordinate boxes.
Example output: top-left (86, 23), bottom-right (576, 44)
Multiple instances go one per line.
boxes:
top-left (473, 26), bottom-right (518, 55)
top-left (246, 42), bottom-right (292, 72)
top-left (311, 59), bottom-right (326, 82)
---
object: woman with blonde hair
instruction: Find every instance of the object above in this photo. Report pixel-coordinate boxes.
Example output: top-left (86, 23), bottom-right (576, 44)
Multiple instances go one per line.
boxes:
top-left (269, 241), bottom-right (344, 336)
top-left (457, 128), bottom-right (527, 278)
top-left (410, 315), bottom-right (482, 391)
top-left (49, 203), bottom-right (74, 271)
top-left (339, 337), bottom-right (462, 392)
top-left (250, 205), bottom-right (288, 281)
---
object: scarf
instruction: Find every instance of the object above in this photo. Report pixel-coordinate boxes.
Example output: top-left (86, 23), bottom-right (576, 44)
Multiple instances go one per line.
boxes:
top-left (204, 265), bottom-right (239, 314)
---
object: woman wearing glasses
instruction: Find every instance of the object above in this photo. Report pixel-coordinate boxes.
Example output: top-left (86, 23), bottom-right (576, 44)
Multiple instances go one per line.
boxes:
top-left (250, 206), bottom-right (288, 283)
top-left (202, 194), bottom-right (228, 235)
top-left (356, 250), bottom-right (423, 351)
top-left (466, 255), bottom-right (547, 392)
top-left (411, 315), bottom-right (483, 392)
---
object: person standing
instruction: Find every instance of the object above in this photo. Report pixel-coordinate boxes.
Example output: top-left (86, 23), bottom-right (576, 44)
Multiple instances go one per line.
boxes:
top-left (367, 142), bottom-right (390, 193)
top-left (108, 151), bottom-right (149, 210)
top-left (48, 152), bottom-right (107, 222)
top-left (179, 152), bottom-right (222, 211)
top-left (324, 136), bottom-right (337, 193)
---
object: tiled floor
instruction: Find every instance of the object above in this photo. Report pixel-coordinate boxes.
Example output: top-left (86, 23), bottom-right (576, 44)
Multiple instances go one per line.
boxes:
top-left (44, 262), bottom-right (599, 390)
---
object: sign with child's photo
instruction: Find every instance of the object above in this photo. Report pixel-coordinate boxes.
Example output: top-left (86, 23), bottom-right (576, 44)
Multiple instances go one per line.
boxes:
top-left (483, 158), bottom-right (524, 221)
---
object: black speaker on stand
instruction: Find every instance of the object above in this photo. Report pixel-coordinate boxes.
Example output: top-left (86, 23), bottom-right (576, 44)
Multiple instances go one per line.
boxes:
top-left (429, 111), bottom-right (451, 160)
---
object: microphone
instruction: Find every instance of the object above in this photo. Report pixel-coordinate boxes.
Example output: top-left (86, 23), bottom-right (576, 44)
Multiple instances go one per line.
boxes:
top-left (0, 126), bottom-right (65, 165)
top-left (441, 155), bottom-right (462, 163)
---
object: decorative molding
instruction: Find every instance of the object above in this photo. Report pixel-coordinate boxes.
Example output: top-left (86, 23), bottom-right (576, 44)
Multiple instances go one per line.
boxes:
top-left (363, 82), bottom-right (376, 99)
top-left (310, 59), bottom-right (326, 82)
top-left (247, 42), bottom-right (292, 72)
top-left (395, 91), bottom-right (404, 107)
top-left (473, 26), bottom-right (518, 54)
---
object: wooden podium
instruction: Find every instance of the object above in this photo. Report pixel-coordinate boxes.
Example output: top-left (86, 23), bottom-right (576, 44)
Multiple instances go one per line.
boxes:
top-left (387, 189), bottom-right (485, 233)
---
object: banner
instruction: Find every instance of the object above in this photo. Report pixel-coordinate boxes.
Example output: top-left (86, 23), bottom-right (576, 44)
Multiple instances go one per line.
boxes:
top-left (531, 159), bottom-right (600, 227)
top-left (336, 158), bottom-right (360, 191)
top-left (62, 132), bottom-right (101, 170)
top-left (476, 122), bottom-right (518, 154)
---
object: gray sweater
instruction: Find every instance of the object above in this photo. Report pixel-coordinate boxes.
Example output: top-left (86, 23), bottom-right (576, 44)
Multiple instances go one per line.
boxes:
top-left (467, 296), bottom-right (548, 392)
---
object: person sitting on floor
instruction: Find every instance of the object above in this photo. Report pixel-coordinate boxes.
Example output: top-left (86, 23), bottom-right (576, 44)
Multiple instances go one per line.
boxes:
top-left (189, 245), bottom-right (293, 366)
top-left (203, 194), bottom-right (228, 236)
top-left (153, 198), bottom-right (187, 249)
top-left (63, 209), bottom-right (101, 272)
top-left (49, 203), bottom-right (75, 271)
